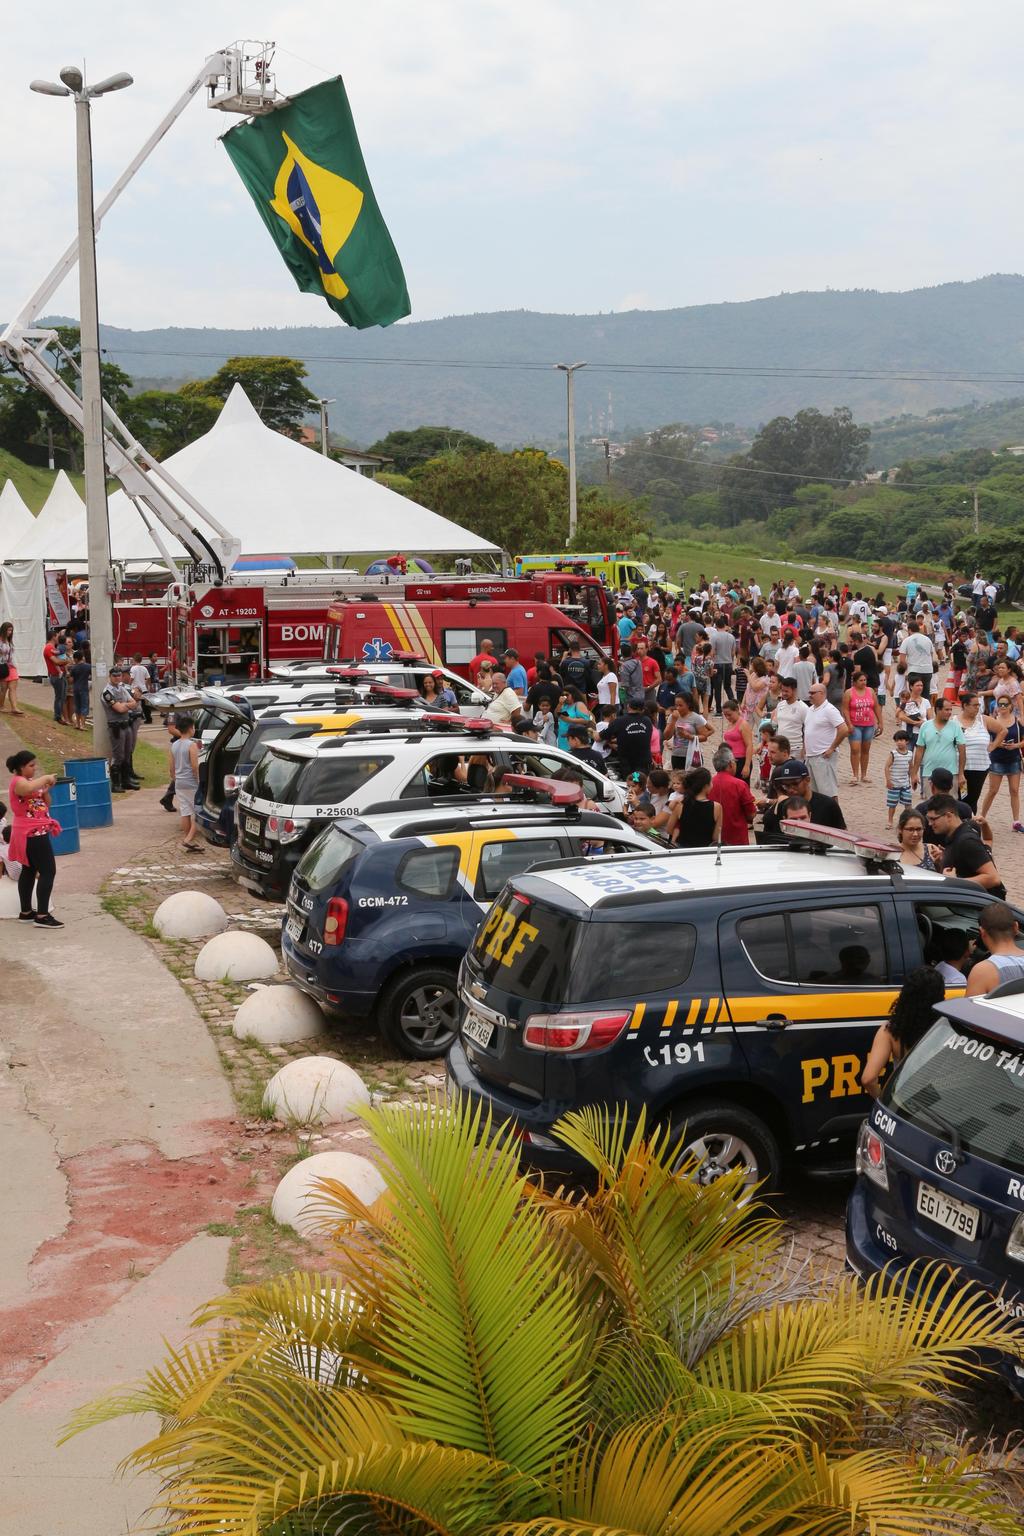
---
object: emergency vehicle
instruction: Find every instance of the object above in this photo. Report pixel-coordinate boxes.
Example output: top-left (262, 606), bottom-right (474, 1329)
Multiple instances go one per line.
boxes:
top-left (113, 567), bottom-right (615, 685)
top-left (515, 550), bottom-right (680, 597)
top-left (447, 826), bottom-right (1019, 1191)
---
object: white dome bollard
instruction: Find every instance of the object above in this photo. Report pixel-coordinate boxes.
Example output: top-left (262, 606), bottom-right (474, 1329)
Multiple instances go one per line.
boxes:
top-left (0, 879), bottom-right (23, 918)
top-left (153, 890), bottom-right (228, 940)
top-left (263, 1056), bottom-right (370, 1125)
top-left (195, 930), bottom-right (278, 982)
top-left (233, 984), bottom-right (323, 1045)
top-left (272, 1151), bottom-right (387, 1236)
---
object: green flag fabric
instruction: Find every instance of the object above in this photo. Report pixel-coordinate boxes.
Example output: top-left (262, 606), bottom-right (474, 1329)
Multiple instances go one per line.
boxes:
top-left (222, 77), bottom-right (410, 329)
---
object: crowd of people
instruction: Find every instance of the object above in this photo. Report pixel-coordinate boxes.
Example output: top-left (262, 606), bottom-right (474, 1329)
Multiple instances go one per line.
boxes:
top-left (453, 572), bottom-right (1020, 905)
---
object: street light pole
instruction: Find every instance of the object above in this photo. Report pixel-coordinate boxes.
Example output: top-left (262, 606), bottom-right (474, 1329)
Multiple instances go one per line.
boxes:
top-left (318, 397), bottom-right (335, 457)
top-left (555, 362), bottom-right (586, 545)
top-left (31, 64), bottom-right (133, 759)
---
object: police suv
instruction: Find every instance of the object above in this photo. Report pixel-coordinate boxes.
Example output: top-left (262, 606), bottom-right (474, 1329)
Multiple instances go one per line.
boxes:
top-left (233, 720), bottom-right (628, 900)
top-left (281, 778), bottom-right (650, 1057)
top-left (848, 983), bottom-right (1024, 1393)
top-left (447, 828), bottom-right (1014, 1189)
top-left (229, 661), bottom-right (490, 715)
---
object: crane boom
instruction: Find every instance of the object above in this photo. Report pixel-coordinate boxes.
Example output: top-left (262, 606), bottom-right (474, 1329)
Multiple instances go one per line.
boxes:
top-left (0, 44), bottom-right (280, 578)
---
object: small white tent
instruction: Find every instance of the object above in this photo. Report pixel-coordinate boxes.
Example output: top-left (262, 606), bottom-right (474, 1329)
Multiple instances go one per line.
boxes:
top-left (89, 385), bottom-right (495, 563)
top-left (5, 470), bottom-right (85, 562)
top-left (0, 480), bottom-right (35, 558)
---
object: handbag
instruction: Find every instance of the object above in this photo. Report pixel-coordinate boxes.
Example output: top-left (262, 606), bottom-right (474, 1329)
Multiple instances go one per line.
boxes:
top-left (0, 663), bottom-right (9, 681)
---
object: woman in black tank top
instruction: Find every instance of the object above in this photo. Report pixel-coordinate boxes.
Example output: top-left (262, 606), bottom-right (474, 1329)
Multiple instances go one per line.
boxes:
top-left (674, 766), bottom-right (722, 847)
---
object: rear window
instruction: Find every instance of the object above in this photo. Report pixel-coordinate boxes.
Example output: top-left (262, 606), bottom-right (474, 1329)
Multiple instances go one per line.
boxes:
top-left (889, 1019), bottom-right (1024, 1168)
top-left (241, 722), bottom-right (317, 770)
top-left (248, 752), bottom-right (391, 808)
top-left (295, 827), bottom-right (363, 892)
top-left (472, 893), bottom-right (696, 1005)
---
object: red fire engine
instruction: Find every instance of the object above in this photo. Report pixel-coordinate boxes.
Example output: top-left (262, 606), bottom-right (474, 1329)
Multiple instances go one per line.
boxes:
top-left (112, 569), bottom-right (615, 683)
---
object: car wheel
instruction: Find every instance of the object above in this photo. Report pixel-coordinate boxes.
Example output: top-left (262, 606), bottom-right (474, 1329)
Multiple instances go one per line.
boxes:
top-left (662, 1101), bottom-right (781, 1198)
top-left (378, 966), bottom-right (460, 1059)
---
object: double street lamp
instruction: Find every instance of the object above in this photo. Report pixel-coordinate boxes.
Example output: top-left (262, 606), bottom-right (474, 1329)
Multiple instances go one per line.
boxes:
top-left (30, 64), bottom-right (133, 756)
top-left (554, 361), bottom-right (587, 544)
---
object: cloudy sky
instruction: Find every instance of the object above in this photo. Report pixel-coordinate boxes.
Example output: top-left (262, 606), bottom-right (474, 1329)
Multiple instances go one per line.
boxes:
top-left (4, 0), bottom-right (1024, 332)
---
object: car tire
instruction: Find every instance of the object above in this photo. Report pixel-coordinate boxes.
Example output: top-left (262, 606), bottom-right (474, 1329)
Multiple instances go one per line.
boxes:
top-left (662, 1100), bottom-right (781, 1197)
top-left (378, 966), bottom-right (460, 1059)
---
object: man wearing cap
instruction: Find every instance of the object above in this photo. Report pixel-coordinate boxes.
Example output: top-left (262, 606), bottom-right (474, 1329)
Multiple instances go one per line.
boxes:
top-left (774, 675), bottom-right (809, 757)
top-left (100, 663), bottom-right (138, 793)
top-left (762, 759), bottom-right (846, 842)
top-left (566, 722), bottom-right (605, 773)
top-left (802, 681), bottom-right (848, 798)
top-left (502, 648), bottom-right (528, 697)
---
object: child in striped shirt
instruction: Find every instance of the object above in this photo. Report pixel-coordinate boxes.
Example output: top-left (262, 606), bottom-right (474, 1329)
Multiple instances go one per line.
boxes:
top-left (885, 728), bottom-right (914, 827)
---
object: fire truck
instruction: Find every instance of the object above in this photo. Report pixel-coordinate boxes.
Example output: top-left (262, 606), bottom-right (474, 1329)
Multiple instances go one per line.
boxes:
top-left (111, 567), bottom-right (616, 684)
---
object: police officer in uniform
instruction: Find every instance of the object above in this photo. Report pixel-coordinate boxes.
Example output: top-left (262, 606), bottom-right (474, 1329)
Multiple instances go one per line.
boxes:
top-left (102, 663), bottom-right (138, 793)
top-left (124, 662), bottom-right (145, 789)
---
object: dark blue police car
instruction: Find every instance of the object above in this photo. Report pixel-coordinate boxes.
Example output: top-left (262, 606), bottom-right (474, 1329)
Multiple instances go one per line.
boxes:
top-left (847, 983), bottom-right (1024, 1393)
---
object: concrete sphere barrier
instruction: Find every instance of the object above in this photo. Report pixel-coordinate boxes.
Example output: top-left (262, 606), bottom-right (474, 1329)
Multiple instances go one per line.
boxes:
top-left (272, 1150), bottom-right (387, 1236)
top-left (232, 983), bottom-right (323, 1045)
top-left (153, 889), bottom-right (228, 941)
top-left (263, 1056), bottom-right (370, 1125)
top-left (0, 879), bottom-right (23, 918)
top-left (194, 930), bottom-right (278, 982)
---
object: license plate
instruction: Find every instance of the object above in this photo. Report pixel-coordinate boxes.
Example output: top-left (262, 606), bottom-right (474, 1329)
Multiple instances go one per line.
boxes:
top-left (462, 1012), bottom-right (494, 1049)
top-left (285, 915), bottom-right (305, 943)
top-left (916, 1180), bottom-right (979, 1241)
top-left (245, 815), bottom-right (261, 837)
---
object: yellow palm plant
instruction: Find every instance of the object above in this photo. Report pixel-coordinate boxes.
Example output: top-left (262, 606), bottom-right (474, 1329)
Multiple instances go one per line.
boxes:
top-left (67, 1098), bottom-right (1024, 1535)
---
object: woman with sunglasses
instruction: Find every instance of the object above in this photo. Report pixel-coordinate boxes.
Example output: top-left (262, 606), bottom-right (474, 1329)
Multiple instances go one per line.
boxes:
top-left (980, 696), bottom-right (1024, 832)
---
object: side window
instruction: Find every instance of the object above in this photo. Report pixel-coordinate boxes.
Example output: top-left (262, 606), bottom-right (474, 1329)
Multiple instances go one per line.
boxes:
top-left (573, 836), bottom-right (646, 857)
top-left (738, 912), bottom-right (791, 982)
top-left (477, 836), bottom-right (564, 899)
top-left (911, 900), bottom-right (994, 972)
top-left (513, 749), bottom-right (605, 802)
top-left (790, 906), bottom-right (887, 986)
top-left (397, 847), bottom-right (459, 899)
top-left (442, 628), bottom-right (507, 665)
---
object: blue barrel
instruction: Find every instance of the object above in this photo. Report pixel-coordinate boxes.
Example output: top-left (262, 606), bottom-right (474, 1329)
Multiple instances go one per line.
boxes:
top-left (63, 756), bottom-right (113, 829)
top-left (49, 778), bottom-right (80, 857)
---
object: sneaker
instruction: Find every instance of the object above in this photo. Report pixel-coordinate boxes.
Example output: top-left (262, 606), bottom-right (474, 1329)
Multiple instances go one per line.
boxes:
top-left (18, 910), bottom-right (35, 921)
top-left (34, 914), bottom-right (64, 929)
top-left (1014, 822), bottom-right (1024, 834)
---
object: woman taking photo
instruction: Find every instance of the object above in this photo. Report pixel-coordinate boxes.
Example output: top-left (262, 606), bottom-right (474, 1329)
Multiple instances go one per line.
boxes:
top-left (5, 750), bottom-right (63, 928)
top-left (739, 656), bottom-right (770, 728)
top-left (0, 623), bottom-right (23, 716)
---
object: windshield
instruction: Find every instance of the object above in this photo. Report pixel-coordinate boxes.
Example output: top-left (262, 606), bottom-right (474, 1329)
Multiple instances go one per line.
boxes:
top-left (471, 894), bottom-right (696, 1005)
top-left (240, 722), bottom-right (319, 771)
top-left (889, 1018), bottom-right (1024, 1168)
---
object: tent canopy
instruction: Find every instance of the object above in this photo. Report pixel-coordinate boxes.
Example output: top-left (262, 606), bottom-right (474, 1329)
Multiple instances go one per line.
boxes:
top-left (5, 470), bottom-right (84, 562)
top-left (5, 387), bottom-right (499, 563)
top-left (0, 480), bottom-right (35, 558)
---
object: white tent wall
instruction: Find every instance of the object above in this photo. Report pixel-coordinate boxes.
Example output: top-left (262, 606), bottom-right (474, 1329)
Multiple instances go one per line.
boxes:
top-left (0, 561), bottom-right (47, 679)
top-left (5, 470), bottom-right (85, 562)
top-left (0, 481), bottom-right (35, 559)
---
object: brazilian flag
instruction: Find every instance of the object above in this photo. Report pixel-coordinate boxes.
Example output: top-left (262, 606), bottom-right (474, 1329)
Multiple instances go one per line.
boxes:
top-left (222, 77), bottom-right (410, 329)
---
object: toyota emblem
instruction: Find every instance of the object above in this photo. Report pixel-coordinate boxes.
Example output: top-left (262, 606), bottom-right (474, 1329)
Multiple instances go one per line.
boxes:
top-left (935, 1149), bottom-right (957, 1176)
top-left (469, 979), bottom-right (486, 1001)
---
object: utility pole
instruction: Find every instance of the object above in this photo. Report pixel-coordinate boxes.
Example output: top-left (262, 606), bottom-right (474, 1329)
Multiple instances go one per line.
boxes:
top-left (31, 64), bottom-right (134, 757)
top-left (592, 436), bottom-right (611, 480)
top-left (318, 397), bottom-right (335, 457)
top-left (973, 484), bottom-right (979, 535)
top-left (554, 362), bottom-right (586, 544)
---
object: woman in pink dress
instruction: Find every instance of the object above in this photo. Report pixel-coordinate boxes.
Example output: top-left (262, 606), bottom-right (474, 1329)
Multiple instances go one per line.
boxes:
top-left (5, 750), bottom-right (63, 928)
top-left (740, 657), bottom-right (770, 727)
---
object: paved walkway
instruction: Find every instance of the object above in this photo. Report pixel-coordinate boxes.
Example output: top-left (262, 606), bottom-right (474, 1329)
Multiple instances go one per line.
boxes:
top-left (0, 713), bottom-right (234, 1536)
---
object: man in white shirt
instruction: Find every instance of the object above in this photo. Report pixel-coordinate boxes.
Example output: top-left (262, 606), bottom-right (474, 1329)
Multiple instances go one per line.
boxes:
top-left (802, 681), bottom-right (849, 798)
top-left (776, 635), bottom-right (800, 676)
top-left (129, 655), bottom-right (151, 695)
top-left (484, 673), bottom-right (523, 727)
top-left (774, 675), bottom-right (809, 757)
top-left (760, 605), bottom-right (779, 637)
top-left (749, 581), bottom-right (761, 604)
top-left (971, 573), bottom-right (986, 598)
top-left (899, 625), bottom-right (938, 692)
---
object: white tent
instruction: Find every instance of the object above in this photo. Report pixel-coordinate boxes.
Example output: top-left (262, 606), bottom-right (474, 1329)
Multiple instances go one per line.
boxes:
top-left (0, 480), bottom-right (35, 558)
top-left (5, 469), bottom-right (85, 562)
top-left (9, 386), bottom-right (499, 564)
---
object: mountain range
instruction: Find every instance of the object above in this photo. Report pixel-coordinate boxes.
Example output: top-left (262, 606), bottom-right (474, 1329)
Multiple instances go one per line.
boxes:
top-left (44, 274), bottom-right (1024, 449)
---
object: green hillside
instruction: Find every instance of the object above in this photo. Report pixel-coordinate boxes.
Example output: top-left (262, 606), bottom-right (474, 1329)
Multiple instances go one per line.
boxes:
top-left (0, 449), bottom-right (83, 512)
top-left (869, 397), bottom-right (1024, 467)
top-left (57, 273), bottom-right (1024, 446)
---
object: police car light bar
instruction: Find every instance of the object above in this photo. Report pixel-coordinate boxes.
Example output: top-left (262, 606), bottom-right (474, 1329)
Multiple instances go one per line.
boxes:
top-left (366, 684), bottom-right (420, 701)
top-left (503, 773), bottom-right (583, 806)
top-left (417, 713), bottom-right (496, 734)
top-left (388, 650), bottom-right (428, 663)
top-left (327, 667), bottom-right (369, 680)
top-left (781, 820), bottom-right (901, 862)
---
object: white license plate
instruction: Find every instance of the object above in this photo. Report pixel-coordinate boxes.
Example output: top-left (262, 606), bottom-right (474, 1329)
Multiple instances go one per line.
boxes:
top-left (245, 815), bottom-right (261, 837)
top-left (285, 915), bottom-right (305, 943)
top-left (916, 1180), bottom-right (979, 1241)
top-left (462, 1012), bottom-right (494, 1049)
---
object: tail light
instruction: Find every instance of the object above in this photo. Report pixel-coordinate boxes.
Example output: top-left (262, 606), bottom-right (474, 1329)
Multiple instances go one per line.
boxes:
top-left (266, 814), bottom-right (310, 844)
top-left (323, 897), bottom-right (348, 946)
top-left (522, 1010), bottom-right (630, 1054)
top-left (1007, 1213), bottom-right (1024, 1263)
top-left (224, 773), bottom-right (241, 794)
top-left (856, 1122), bottom-right (889, 1190)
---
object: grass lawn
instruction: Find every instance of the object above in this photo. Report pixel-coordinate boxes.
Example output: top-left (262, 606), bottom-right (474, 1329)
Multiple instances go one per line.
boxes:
top-left (651, 536), bottom-right (949, 605)
top-left (6, 704), bottom-right (169, 787)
